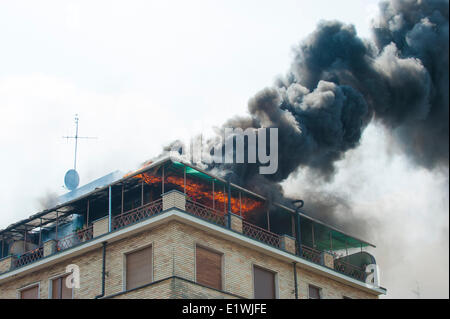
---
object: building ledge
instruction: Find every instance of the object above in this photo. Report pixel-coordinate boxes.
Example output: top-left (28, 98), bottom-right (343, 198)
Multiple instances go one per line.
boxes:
top-left (0, 208), bottom-right (385, 296)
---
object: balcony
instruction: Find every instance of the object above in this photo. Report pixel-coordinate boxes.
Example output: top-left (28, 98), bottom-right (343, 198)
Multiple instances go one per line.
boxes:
top-left (0, 158), bottom-right (372, 284)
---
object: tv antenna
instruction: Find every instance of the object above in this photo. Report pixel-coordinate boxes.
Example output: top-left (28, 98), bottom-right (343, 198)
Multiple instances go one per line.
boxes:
top-left (62, 114), bottom-right (97, 190)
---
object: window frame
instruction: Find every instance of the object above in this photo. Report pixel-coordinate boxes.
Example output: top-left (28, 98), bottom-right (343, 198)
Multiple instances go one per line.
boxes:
top-left (48, 272), bottom-right (74, 299)
top-left (194, 243), bottom-right (224, 291)
top-left (308, 284), bottom-right (322, 299)
top-left (17, 282), bottom-right (40, 299)
top-left (122, 243), bottom-right (154, 292)
top-left (252, 264), bottom-right (278, 299)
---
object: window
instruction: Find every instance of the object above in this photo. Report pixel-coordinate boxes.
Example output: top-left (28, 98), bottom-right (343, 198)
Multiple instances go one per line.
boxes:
top-left (253, 266), bottom-right (276, 299)
top-left (195, 246), bottom-right (222, 290)
top-left (126, 246), bottom-right (152, 290)
top-left (51, 274), bottom-right (72, 299)
top-left (308, 285), bottom-right (321, 299)
top-left (20, 285), bottom-right (39, 299)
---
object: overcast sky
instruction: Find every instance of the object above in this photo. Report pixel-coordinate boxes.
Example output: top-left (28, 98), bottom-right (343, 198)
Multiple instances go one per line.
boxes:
top-left (0, 0), bottom-right (448, 298)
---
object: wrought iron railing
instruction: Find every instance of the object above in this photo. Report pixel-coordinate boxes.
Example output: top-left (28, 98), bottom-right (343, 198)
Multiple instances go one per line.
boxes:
top-left (14, 247), bottom-right (44, 268)
top-left (185, 200), bottom-right (227, 227)
top-left (300, 245), bottom-right (322, 264)
top-left (112, 199), bottom-right (163, 230)
top-left (334, 258), bottom-right (366, 282)
top-left (5, 195), bottom-right (369, 284)
top-left (56, 226), bottom-right (94, 252)
top-left (242, 220), bottom-right (281, 248)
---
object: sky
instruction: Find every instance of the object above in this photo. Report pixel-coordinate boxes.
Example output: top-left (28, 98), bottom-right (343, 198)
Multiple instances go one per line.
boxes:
top-left (0, 0), bottom-right (448, 298)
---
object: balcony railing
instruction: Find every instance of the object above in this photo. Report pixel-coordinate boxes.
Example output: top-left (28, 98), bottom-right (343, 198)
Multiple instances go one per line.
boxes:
top-left (3, 196), bottom-right (369, 284)
top-left (57, 226), bottom-right (94, 252)
top-left (112, 199), bottom-right (163, 230)
top-left (300, 245), bottom-right (322, 264)
top-left (14, 246), bottom-right (44, 268)
top-left (334, 258), bottom-right (366, 282)
top-left (242, 220), bottom-right (281, 249)
top-left (185, 200), bottom-right (227, 227)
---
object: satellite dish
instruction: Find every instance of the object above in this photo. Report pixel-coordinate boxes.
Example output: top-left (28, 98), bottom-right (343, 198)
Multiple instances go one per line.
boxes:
top-left (64, 169), bottom-right (80, 191)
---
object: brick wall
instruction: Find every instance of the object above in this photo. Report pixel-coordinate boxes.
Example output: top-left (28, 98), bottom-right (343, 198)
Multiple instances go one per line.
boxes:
top-left (0, 220), bottom-right (378, 299)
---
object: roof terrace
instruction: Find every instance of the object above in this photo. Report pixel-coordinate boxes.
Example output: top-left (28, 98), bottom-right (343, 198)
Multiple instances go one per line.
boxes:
top-left (0, 158), bottom-right (379, 286)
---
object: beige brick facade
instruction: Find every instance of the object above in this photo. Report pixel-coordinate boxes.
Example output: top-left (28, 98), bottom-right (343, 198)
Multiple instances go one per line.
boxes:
top-left (0, 219), bottom-right (379, 299)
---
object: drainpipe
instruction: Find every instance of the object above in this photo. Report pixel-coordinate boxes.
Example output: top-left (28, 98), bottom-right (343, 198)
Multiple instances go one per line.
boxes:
top-left (95, 241), bottom-right (107, 299)
top-left (293, 262), bottom-right (298, 299)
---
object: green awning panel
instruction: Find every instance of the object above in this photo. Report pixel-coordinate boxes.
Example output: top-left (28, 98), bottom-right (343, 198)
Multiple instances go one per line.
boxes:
top-left (301, 216), bottom-right (369, 251)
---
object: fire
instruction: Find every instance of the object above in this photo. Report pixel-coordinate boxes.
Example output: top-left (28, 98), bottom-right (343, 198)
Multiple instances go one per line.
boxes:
top-left (133, 172), bottom-right (263, 217)
top-left (123, 160), bottom-right (154, 178)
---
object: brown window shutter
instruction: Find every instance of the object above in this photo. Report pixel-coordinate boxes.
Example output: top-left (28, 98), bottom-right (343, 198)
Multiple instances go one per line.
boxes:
top-left (52, 275), bottom-right (72, 299)
top-left (196, 246), bottom-right (222, 290)
top-left (126, 246), bottom-right (152, 290)
top-left (309, 285), bottom-right (321, 299)
top-left (61, 276), bottom-right (73, 299)
top-left (52, 278), bottom-right (60, 299)
top-left (20, 285), bottom-right (39, 299)
top-left (253, 266), bottom-right (275, 299)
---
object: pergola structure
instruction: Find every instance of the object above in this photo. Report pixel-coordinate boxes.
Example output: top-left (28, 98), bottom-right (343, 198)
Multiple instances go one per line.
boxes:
top-left (0, 157), bottom-right (375, 279)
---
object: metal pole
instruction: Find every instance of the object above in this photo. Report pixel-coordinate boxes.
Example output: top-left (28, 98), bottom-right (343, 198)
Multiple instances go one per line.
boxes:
top-left (224, 185), bottom-right (226, 214)
top-left (1, 236), bottom-right (4, 258)
top-left (296, 213), bottom-right (301, 256)
top-left (108, 186), bottom-right (112, 232)
top-left (212, 180), bottom-right (215, 210)
top-left (39, 218), bottom-right (42, 247)
top-left (162, 165), bottom-right (165, 194)
top-left (74, 115), bottom-right (79, 170)
top-left (121, 185), bottom-right (124, 213)
top-left (239, 192), bottom-right (242, 216)
top-left (291, 215), bottom-right (296, 238)
top-left (141, 180), bottom-right (144, 206)
top-left (87, 199), bottom-right (90, 226)
top-left (184, 166), bottom-right (186, 194)
top-left (56, 212), bottom-right (59, 240)
top-left (227, 178), bottom-right (231, 229)
top-left (330, 232), bottom-right (333, 251)
top-left (266, 208), bottom-right (270, 231)
top-left (292, 200), bottom-right (304, 257)
top-left (312, 223), bottom-right (315, 248)
top-left (24, 228), bottom-right (27, 252)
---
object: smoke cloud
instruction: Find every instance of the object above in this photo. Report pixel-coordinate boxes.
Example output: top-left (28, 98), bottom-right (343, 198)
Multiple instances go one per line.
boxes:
top-left (185, 0), bottom-right (448, 199)
top-left (161, 0), bottom-right (448, 239)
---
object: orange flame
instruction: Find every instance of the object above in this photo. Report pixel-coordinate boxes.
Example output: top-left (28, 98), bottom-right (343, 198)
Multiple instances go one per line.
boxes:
top-left (133, 172), bottom-right (263, 217)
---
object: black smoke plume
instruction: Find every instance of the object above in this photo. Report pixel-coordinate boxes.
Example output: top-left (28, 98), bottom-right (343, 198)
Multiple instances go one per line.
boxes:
top-left (165, 0), bottom-right (448, 225)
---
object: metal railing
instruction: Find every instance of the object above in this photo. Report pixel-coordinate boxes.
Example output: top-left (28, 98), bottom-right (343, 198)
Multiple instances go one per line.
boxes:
top-left (300, 245), bottom-right (322, 264)
top-left (242, 220), bottom-right (281, 248)
top-left (56, 226), bottom-right (94, 252)
top-left (185, 200), bottom-right (227, 227)
top-left (112, 199), bottom-right (163, 230)
top-left (334, 258), bottom-right (366, 282)
top-left (5, 195), bottom-right (369, 284)
top-left (14, 247), bottom-right (44, 268)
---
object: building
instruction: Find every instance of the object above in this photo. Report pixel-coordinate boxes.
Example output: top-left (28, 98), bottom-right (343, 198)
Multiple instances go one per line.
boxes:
top-left (0, 158), bottom-right (386, 299)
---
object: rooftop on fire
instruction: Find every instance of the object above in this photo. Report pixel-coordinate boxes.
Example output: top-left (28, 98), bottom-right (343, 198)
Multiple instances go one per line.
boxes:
top-left (0, 157), bottom-right (386, 299)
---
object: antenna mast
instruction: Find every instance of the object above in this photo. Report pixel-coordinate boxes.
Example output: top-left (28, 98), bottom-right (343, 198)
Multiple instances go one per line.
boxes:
top-left (63, 114), bottom-right (97, 171)
top-left (62, 114), bottom-right (97, 190)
